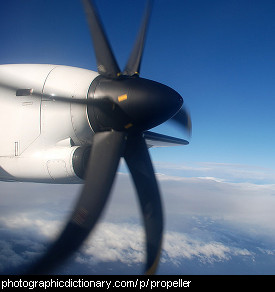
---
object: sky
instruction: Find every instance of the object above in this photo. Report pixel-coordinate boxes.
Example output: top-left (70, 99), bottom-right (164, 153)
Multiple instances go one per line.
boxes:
top-left (1, 0), bottom-right (275, 275)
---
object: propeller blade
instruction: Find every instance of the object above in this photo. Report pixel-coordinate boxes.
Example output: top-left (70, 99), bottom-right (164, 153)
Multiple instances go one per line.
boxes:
top-left (124, 133), bottom-right (163, 274)
top-left (26, 131), bottom-right (126, 274)
top-left (171, 107), bottom-right (192, 136)
top-left (123, 0), bottom-right (153, 76)
top-left (82, 0), bottom-right (121, 78)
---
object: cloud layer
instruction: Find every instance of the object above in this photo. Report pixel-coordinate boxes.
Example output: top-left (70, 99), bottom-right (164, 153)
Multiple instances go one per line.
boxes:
top-left (0, 218), bottom-right (255, 273)
top-left (78, 222), bottom-right (254, 267)
top-left (1, 161), bottom-right (275, 274)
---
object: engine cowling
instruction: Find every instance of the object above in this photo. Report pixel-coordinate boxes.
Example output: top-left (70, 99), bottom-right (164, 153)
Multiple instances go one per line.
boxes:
top-left (0, 146), bottom-right (91, 183)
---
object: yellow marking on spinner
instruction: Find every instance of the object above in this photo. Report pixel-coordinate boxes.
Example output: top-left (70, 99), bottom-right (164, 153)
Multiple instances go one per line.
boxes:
top-left (118, 94), bottom-right (128, 102)
top-left (124, 123), bottom-right (133, 129)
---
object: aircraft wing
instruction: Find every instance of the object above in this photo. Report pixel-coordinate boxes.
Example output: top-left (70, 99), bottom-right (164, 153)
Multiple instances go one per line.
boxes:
top-left (144, 131), bottom-right (189, 148)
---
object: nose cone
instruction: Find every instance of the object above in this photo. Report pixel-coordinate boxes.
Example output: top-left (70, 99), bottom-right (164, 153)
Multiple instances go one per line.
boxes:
top-left (126, 78), bottom-right (183, 131)
top-left (88, 76), bottom-right (183, 132)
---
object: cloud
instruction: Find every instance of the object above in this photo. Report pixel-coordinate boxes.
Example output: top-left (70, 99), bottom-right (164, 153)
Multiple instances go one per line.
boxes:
top-left (154, 174), bottom-right (275, 235)
top-left (0, 214), bottom-right (61, 239)
top-left (77, 222), bottom-right (253, 268)
top-left (0, 215), bottom-right (253, 271)
top-left (163, 231), bottom-right (252, 265)
top-left (1, 161), bottom-right (275, 274)
top-left (153, 161), bottom-right (275, 184)
top-left (0, 207), bottom-right (258, 274)
top-left (77, 223), bottom-right (144, 265)
top-left (0, 240), bottom-right (26, 271)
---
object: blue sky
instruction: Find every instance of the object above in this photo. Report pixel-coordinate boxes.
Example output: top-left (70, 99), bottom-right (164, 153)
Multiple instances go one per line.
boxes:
top-left (1, 0), bottom-right (275, 275)
top-left (1, 0), bottom-right (275, 169)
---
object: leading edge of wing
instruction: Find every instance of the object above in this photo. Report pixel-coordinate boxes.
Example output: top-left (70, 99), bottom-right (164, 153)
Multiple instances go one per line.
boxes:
top-left (144, 131), bottom-right (189, 148)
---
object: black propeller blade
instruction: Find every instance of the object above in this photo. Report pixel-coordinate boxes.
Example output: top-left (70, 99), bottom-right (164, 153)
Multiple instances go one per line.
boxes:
top-left (26, 131), bottom-right (126, 274)
top-left (20, 0), bottom-right (191, 275)
top-left (26, 131), bottom-right (164, 275)
top-left (171, 107), bottom-right (192, 137)
top-left (124, 134), bottom-right (163, 274)
top-left (123, 0), bottom-right (153, 76)
top-left (82, 0), bottom-right (121, 78)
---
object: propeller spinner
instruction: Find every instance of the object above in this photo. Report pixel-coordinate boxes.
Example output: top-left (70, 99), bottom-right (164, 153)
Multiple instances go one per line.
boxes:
top-left (25, 0), bottom-right (191, 275)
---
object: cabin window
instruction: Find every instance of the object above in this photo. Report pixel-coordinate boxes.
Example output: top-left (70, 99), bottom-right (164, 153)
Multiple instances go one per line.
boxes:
top-left (16, 88), bottom-right (33, 96)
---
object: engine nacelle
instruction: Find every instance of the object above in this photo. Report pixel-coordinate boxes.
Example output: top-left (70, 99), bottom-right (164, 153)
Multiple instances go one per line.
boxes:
top-left (0, 64), bottom-right (100, 183)
top-left (0, 146), bottom-right (91, 183)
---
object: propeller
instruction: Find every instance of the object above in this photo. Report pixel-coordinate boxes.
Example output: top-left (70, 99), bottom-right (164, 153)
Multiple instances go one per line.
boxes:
top-left (82, 0), bottom-right (121, 78)
top-left (171, 107), bottom-right (192, 137)
top-left (123, 0), bottom-right (153, 76)
top-left (24, 0), bottom-right (191, 275)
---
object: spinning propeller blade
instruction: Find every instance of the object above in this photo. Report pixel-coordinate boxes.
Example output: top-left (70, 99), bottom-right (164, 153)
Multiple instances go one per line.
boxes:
top-left (26, 131), bottom-right (126, 274)
top-left (22, 0), bottom-right (191, 275)
top-left (123, 0), bottom-right (153, 76)
top-left (82, 0), bottom-right (121, 78)
top-left (172, 107), bottom-right (192, 137)
top-left (124, 134), bottom-right (163, 274)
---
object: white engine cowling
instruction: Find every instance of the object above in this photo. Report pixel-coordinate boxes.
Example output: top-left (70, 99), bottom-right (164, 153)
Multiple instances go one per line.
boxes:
top-left (0, 64), bottom-right (102, 183)
top-left (0, 146), bottom-right (91, 183)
